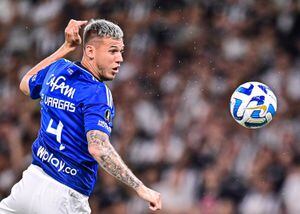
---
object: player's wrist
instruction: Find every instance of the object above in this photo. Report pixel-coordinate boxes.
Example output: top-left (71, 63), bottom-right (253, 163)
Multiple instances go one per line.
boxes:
top-left (51, 42), bottom-right (75, 59)
top-left (135, 183), bottom-right (147, 195)
top-left (61, 42), bottom-right (76, 53)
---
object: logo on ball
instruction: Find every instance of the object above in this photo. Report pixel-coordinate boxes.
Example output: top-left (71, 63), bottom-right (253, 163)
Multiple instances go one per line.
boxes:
top-left (230, 81), bottom-right (277, 129)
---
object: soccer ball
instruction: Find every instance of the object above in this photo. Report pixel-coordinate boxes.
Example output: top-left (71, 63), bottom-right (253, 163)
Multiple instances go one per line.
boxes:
top-left (230, 81), bottom-right (277, 129)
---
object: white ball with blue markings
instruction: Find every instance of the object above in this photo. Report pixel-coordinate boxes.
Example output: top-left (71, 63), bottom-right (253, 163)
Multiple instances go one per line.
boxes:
top-left (230, 81), bottom-right (277, 129)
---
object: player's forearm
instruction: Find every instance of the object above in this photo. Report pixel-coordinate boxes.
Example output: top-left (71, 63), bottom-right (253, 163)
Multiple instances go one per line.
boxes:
top-left (19, 43), bottom-right (74, 95)
top-left (87, 130), bottom-right (142, 190)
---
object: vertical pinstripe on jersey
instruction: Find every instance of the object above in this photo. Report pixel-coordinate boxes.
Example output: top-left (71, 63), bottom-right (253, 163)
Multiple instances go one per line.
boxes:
top-left (104, 85), bottom-right (113, 108)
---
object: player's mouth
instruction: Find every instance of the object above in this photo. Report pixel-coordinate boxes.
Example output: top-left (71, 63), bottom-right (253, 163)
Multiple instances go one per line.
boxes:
top-left (112, 66), bottom-right (119, 73)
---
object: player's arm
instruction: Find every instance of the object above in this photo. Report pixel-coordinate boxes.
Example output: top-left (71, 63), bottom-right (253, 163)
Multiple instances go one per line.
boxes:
top-left (19, 19), bottom-right (88, 96)
top-left (87, 130), bottom-right (162, 211)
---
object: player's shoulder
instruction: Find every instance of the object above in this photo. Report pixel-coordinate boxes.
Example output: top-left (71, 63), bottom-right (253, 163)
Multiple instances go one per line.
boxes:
top-left (68, 61), bottom-right (111, 93)
top-left (51, 59), bottom-right (97, 84)
top-left (52, 58), bottom-right (72, 69)
top-left (97, 83), bottom-right (113, 105)
top-left (44, 58), bottom-right (73, 77)
top-left (57, 60), bottom-right (113, 105)
top-left (81, 82), bottom-right (113, 107)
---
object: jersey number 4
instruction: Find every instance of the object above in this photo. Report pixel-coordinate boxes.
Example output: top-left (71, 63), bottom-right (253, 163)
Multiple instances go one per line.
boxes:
top-left (46, 119), bottom-right (65, 150)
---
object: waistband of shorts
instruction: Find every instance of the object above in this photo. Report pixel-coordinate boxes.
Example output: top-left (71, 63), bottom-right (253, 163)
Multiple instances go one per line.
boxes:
top-left (28, 164), bottom-right (88, 199)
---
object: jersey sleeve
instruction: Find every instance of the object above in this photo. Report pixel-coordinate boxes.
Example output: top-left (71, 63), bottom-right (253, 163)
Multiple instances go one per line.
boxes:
top-left (28, 66), bottom-right (49, 99)
top-left (28, 59), bottom-right (66, 99)
top-left (83, 84), bottom-right (114, 136)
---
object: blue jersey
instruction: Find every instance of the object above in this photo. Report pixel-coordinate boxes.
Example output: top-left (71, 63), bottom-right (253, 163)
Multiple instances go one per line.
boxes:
top-left (29, 59), bottom-right (115, 196)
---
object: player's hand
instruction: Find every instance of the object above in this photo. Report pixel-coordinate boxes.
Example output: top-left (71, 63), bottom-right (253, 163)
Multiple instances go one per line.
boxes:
top-left (64, 19), bottom-right (88, 51)
top-left (136, 185), bottom-right (162, 211)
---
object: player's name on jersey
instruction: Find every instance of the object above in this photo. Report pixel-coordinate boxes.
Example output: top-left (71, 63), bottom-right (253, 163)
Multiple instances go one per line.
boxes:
top-left (42, 94), bottom-right (76, 112)
top-left (46, 74), bottom-right (76, 98)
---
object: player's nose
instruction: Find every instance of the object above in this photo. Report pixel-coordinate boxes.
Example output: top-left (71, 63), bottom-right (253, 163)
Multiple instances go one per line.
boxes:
top-left (115, 52), bottom-right (123, 63)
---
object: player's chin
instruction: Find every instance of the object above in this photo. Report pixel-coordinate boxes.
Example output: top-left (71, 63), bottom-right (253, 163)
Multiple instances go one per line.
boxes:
top-left (111, 72), bottom-right (118, 79)
top-left (103, 74), bottom-right (116, 81)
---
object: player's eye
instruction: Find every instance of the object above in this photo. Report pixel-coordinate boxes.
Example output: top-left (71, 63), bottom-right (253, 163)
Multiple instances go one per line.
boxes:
top-left (109, 49), bottom-right (119, 54)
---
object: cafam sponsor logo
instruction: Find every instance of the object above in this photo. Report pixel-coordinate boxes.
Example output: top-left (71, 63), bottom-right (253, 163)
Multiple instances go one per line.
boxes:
top-left (46, 74), bottom-right (76, 98)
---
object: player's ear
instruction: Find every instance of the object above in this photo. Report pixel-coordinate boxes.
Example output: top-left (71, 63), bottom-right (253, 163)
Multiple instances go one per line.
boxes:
top-left (84, 44), bottom-right (96, 60)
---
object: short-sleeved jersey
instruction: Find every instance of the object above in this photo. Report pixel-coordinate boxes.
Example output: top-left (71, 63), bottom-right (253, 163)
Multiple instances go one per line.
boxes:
top-left (29, 59), bottom-right (115, 196)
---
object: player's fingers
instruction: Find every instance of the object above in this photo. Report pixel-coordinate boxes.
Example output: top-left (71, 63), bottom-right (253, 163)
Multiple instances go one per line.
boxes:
top-left (155, 201), bottom-right (161, 210)
top-left (65, 22), bottom-right (75, 36)
top-left (156, 201), bottom-right (161, 210)
top-left (158, 202), bottom-right (162, 210)
top-left (149, 204), bottom-right (157, 211)
top-left (76, 36), bottom-right (82, 45)
top-left (149, 202), bottom-right (160, 211)
top-left (73, 27), bottom-right (82, 43)
top-left (158, 195), bottom-right (162, 209)
top-left (70, 27), bottom-right (77, 42)
top-left (65, 30), bottom-right (72, 42)
top-left (71, 21), bottom-right (86, 39)
top-left (75, 20), bottom-right (88, 27)
top-left (73, 26), bottom-right (79, 37)
top-left (67, 20), bottom-right (87, 29)
top-left (65, 24), bottom-right (71, 34)
top-left (68, 19), bottom-right (77, 28)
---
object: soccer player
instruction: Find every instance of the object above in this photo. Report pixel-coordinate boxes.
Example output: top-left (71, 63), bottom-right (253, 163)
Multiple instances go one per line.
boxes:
top-left (0, 19), bottom-right (162, 213)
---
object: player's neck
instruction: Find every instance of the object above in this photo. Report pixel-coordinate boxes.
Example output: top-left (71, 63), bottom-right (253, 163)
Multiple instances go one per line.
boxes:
top-left (81, 59), bottom-right (101, 81)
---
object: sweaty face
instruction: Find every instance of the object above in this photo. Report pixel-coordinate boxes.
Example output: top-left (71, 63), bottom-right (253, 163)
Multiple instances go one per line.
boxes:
top-left (94, 37), bottom-right (124, 81)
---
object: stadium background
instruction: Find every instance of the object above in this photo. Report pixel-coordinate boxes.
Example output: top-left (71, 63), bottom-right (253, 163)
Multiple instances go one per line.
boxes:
top-left (1, 0), bottom-right (300, 213)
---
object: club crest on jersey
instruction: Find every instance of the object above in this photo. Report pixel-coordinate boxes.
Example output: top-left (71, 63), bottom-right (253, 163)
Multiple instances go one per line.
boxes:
top-left (105, 109), bottom-right (111, 122)
top-left (46, 74), bottom-right (76, 98)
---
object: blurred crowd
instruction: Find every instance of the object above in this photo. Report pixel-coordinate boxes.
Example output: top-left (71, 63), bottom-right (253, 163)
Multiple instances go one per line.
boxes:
top-left (1, 0), bottom-right (300, 213)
